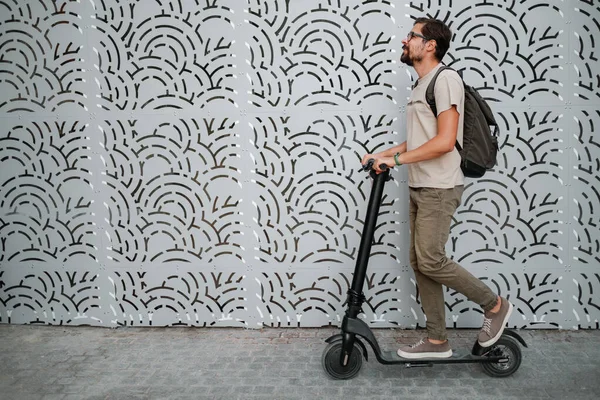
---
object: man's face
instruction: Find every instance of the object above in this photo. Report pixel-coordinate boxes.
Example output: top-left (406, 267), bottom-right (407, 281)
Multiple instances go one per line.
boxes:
top-left (401, 23), bottom-right (427, 66)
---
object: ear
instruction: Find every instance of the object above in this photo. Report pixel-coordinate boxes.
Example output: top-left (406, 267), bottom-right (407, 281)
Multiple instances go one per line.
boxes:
top-left (426, 39), bottom-right (437, 55)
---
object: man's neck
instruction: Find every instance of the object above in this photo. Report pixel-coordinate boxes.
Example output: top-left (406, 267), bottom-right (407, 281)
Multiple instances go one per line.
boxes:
top-left (413, 59), bottom-right (441, 79)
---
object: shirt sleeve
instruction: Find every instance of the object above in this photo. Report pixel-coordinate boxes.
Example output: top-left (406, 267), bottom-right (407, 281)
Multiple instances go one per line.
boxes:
top-left (433, 71), bottom-right (464, 116)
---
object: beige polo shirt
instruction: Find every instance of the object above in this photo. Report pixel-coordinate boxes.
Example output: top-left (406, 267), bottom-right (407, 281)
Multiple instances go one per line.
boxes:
top-left (406, 63), bottom-right (464, 188)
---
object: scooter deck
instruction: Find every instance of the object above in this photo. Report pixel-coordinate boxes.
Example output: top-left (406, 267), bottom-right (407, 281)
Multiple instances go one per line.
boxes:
top-left (379, 350), bottom-right (503, 365)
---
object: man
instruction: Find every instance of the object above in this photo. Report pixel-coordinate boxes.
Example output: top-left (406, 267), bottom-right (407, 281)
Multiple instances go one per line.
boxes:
top-left (361, 18), bottom-right (512, 359)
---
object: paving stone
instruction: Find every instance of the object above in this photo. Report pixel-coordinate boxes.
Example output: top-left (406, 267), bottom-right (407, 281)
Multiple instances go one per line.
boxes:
top-left (1, 325), bottom-right (599, 399)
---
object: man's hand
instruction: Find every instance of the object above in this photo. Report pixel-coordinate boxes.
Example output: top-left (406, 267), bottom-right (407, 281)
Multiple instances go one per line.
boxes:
top-left (361, 153), bottom-right (376, 166)
top-left (361, 153), bottom-right (394, 174)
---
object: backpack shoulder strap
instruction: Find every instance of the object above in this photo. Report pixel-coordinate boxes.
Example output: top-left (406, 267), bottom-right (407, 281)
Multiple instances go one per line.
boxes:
top-left (425, 65), bottom-right (452, 117)
top-left (425, 66), bottom-right (463, 151)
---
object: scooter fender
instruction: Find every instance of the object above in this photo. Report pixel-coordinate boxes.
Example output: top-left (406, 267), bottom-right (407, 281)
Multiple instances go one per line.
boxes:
top-left (324, 334), bottom-right (343, 344)
top-left (502, 329), bottom-right (528, 348)
top-left (472, 328), bottom-right (528, 356)
top-left (324, 334), bottom-right (369, 362)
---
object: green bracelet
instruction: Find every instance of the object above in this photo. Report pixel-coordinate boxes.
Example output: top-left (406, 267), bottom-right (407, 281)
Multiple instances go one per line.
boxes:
top-left (394, 152), bottom-right (402, 166)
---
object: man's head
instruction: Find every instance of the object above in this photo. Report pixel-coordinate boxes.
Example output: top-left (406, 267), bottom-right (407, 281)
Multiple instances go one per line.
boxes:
top-left (400, 18), bottom-right (452, 66)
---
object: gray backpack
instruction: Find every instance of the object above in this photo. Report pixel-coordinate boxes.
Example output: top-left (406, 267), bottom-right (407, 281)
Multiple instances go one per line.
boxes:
top-left (426, 66), bottom-right (499, 178)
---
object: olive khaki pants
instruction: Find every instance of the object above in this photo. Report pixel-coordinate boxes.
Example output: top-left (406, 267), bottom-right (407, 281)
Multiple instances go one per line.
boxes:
top-left (409, 186), bottom-right (498, 341)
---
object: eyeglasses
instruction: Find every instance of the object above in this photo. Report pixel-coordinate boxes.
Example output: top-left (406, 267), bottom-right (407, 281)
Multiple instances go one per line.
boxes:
top-left (406, 31), bottom-right (429, 41)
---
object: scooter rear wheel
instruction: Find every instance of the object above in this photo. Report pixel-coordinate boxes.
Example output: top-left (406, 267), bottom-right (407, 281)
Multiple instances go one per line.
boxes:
top-left (322, 341), bottom-right (363, 380)
top-left (482, 335), bottom-right (522, 377)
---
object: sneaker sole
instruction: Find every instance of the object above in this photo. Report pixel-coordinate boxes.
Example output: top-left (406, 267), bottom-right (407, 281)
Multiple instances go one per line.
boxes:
top-left (396, 349), bottom-right (453, 359)
top-left (478, 301), bottom-right (514, 348)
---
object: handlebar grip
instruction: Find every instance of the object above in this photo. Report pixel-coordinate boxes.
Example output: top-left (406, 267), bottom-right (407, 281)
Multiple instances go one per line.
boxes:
top-left (361, 158), bottom-right (390, 172)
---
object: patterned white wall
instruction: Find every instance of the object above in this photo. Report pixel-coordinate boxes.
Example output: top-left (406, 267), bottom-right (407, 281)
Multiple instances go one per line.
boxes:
top-left (0, 0), bottom-right (598, 330)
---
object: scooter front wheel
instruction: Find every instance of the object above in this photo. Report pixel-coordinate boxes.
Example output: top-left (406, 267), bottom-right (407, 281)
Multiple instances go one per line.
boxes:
top-left (482, 335), bottom-right (522, 377)
top-left (322, 341), bottom-right (363, 380)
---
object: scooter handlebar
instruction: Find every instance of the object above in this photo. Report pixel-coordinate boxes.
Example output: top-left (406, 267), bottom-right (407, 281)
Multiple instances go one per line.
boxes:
top-left (362, 158), bottom-right (389, 172)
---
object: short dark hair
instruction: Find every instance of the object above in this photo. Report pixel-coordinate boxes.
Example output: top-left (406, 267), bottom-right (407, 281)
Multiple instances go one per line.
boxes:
top-left (414, 18), bottom-right (452, 61)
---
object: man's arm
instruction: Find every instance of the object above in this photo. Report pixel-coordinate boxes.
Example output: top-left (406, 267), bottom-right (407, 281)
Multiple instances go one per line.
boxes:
top-left (397, 105), bottom-right (459, 165)
top-left (361, 104), bottom-right (459, 170)
top-left (380, 142), bottom-right (407, 158)
top-left (361, 142), bottom-right (407, 166)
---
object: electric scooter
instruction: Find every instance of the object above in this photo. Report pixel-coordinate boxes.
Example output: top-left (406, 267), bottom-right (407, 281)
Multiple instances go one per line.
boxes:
top-left (322, 160), bottom-right (527, 379)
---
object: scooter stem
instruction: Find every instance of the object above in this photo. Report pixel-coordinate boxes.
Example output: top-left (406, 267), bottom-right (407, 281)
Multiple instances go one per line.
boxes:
top-left (346, 169), bottom-right (390, 318)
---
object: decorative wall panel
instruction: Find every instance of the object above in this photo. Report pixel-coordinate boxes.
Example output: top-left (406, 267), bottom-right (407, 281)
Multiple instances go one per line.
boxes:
top-left (1, 0), bottom-right (598, 330)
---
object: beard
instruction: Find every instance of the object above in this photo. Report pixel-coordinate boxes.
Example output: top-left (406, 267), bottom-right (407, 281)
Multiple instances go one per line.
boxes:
top-left (400, 51), bottom-right (413, 66)
top-left (400, 46), bottom-right (422, 66)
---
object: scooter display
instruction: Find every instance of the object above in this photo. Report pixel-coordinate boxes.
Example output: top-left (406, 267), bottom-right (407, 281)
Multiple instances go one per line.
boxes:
top-left (322, 160), bottom-right (527, 379)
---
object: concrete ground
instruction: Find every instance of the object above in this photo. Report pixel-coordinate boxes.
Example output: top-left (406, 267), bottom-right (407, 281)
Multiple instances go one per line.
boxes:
top-left (0, 325), bottom-right (598, 400)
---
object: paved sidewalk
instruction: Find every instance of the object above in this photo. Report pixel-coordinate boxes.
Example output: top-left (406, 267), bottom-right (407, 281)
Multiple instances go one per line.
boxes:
top-left (1, 325), bottom-right (598, 400)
